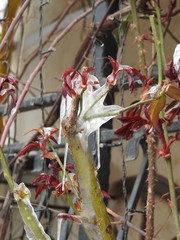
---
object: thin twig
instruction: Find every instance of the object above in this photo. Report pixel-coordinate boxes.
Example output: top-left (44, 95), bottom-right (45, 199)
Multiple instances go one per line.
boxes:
top-left (19, 0), bottom-right (79, 79)
top-left (106, 207), bottom-right (146, 238)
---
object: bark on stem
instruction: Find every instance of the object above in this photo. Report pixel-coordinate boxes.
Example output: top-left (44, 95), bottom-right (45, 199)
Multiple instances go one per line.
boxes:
top-left (130, 2), bottom-right (156, 239)
top-left (145, 135), bottom-right (156, 240)
top-left (62, 96), bottom-right (115, 240)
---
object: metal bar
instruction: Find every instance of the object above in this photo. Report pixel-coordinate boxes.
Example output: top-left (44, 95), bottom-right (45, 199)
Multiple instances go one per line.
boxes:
top-left (117, 137), bottom-right (148, 239)
top-left (3, 139), bottom-right (66, 155)
top-left (0, 93), bottom-right (60, 115)
top-left (100, 121), bottom-right (180, 143)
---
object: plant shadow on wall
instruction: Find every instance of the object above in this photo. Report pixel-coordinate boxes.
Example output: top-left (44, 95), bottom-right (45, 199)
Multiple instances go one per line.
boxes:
top-left (0, 0), bottom-right (180, 240)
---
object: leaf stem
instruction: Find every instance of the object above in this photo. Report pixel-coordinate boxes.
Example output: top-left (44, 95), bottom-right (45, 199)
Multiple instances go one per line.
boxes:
top-left (83, 89), bottom-right (109, 117)
top-left (85, 98), bottom-right (153, 120)
top-left (156, 7), bottom-right (167, 71)
top-left (150, 16), bottom-right (163, 85)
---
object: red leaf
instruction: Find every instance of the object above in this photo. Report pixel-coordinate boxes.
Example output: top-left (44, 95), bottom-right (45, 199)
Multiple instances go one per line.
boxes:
top-left (74, 201), bottom-right (81, 212)
top-left (122, 67), bottom-right (134, 93)
top-left (0, 76), bottom-right (17, 91)
top-left (33, 173), bottom-right (59, 199)
top-left (165, 85), bottom-right (180, 101)
top-left (115, 122), bottom-right (132, 139)
top-left (148, 95), bottom-right (166, 128)
top-left (62, 68), bottom-right (78, 97)
top-left (43, 151), bottom-right (57, 160)
top-left (18, 142), bottom-right (40, 156)
top-left (141, 34), bottom-right (154, 43)
top-left (165, 101), bottom-right (180, 125)
top-left (57, 213), bottom-right (82, 225)
top-left (34, 184), bottom-right (47, 199)
top-left (48, 162), bottom-right (74, 173)
top-left (109, 56), bottom-right (119, 74)
top-left (8, 89), bottom-right (17, 106)
top-left (156, 132), bottom-right (180, 160)
top-left (33, 173), bottom-right (59, 187)
top-left (164, 60), bottom-right (177, 80)
top-left (5, 76), bottom-right (17, 87)
top-left (55, 183), bottom-right (66, 197)
top-left (126, 101), bottom-right (142, 116)
top-left (131, 68), bottom-right (148, 87)
top-left (115, 115), bottom-right (147, 140)
top-left (21, 127), bottom-right (58, 160)
top-left (101, 190), bottom-right (111, 199)
top-left (107, 56), bottom-right (119, 89)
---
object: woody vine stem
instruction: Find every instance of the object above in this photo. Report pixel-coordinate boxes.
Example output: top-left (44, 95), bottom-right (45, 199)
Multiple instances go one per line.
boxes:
top-left (150, 14), bottom-right (180, 240)
top-left (130, 1), bottom-right (156, 238)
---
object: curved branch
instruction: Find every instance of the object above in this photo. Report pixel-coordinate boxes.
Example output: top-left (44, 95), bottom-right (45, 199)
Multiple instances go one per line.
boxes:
top-left (19, 0), bottom-right (79, 79)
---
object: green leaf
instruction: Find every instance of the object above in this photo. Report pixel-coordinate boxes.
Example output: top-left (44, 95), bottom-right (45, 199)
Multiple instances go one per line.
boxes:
top-left (148, 94), bottom-right (166, 128)
top-left (165, 85), bottom-right (180, 101)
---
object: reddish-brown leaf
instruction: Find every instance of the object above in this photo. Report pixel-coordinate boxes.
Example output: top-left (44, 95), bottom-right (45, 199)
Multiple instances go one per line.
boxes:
top-left (115, 115), bottom-right (147, 140)
top-left (165, 101), bottom-right (180, 125)
top-left (33, 173), bottom-right (59, 199)
top-left (57, 213), bottom-right (82, 224)
top-left (165, 85), bottom-right (180, 101)
top-left (18, 142), bottom-right (41, 156)
top-left (43, 151), bottom-right (57, 160)
top-left (101, 190), bottom-right (111, 199)
top-left (74, 201), bottom-right (81, 212)
top-left (131, 68), bottom-right (148, 87)
top-left (108, 56), bottom-right (119, 74)
top-left (164, 60), bottom-right (177, 80)
top-left (62, 68), bottom-right (78, 97)
top-left (141, 34), bottom-right (154, 43)
top-left (49, 162), bottom-right (74, 173)
top-left (34, 184), bottom-right (47, 199)
top-left (148, 94), bottom-right (166, 128)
